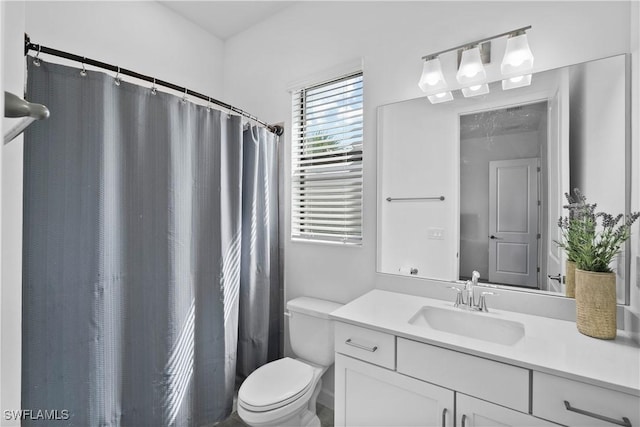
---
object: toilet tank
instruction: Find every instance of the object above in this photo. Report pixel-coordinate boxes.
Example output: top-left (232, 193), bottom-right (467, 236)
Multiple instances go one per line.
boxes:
top-left (287, 297), bottom-right (343, 367)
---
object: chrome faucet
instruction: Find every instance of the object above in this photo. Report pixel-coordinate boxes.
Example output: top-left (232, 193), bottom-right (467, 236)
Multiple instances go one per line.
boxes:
top-left (448, 271), bottom-right (497, 312)
top-left (471, 270), bottom-right (480, 287)
top-left (467, 270), bottom-right (480, 308)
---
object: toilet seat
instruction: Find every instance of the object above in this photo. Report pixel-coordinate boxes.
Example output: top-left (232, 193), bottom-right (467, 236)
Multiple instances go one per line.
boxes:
top-left (239, 358), bottom-right (315, 412)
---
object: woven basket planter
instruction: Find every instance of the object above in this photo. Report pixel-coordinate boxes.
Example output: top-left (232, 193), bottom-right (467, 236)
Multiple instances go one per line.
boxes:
top-left (565, 260), bottom-right (576, 298)
top-left (575, 269), bottom-right (617, 339)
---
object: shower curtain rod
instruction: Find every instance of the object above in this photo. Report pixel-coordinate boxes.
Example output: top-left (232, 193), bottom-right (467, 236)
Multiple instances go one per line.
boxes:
top-left (24, 34), bottom-right (284, 136)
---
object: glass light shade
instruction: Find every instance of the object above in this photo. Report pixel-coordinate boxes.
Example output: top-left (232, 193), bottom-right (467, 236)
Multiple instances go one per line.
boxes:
top-left (502, 74), bottom-right (532, 90)
top-left (501, 33), bottom-right (534, 76)
top-left (456, 47), bottom-right (486, 85)
top-left (427, 91), bottom-right (454, 104)
top-left (461, 83), bottom-right (489, 98)
top-left (418, 58), bottom-right (448, 93)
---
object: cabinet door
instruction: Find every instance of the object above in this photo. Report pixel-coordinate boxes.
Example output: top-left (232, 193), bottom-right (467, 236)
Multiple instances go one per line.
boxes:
top-left (456, 394), bottom-right (559, 427)
top-left (335, 353), bottom-right (454, 427)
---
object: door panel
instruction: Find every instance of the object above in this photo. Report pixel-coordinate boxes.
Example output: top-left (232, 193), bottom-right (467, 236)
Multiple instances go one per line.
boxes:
top-left (489, 158), bottom-right (539, 287)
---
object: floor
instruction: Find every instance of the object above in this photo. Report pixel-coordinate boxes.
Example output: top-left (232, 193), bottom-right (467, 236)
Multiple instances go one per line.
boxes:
top-left (215, 403), bottom-right (334, 427)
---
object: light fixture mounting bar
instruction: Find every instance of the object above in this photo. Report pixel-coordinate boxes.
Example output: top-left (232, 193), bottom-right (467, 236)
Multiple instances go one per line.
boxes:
top-left (421, 25), bottom-right (532, 60)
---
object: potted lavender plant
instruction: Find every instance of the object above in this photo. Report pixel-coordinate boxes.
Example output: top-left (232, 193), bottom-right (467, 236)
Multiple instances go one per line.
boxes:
top-left (565, 191), bottom-right (639, 339)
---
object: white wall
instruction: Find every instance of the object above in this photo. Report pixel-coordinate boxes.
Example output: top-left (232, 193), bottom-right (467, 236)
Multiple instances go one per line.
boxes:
top-left (222, 1), bottom-right (632, 403)
top-left (25, 1), bottom-right (225, 98)
top-left (0, 1), bottom-right (5, 422)
top-left (1, 2), bottom-right (225, 422)
top-left (1, 2), bottom-right (26, 424)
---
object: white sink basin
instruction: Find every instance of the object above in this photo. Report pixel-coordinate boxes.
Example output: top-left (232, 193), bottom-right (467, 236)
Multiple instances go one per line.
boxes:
top-left (408, 306), bottom-right (525, 345)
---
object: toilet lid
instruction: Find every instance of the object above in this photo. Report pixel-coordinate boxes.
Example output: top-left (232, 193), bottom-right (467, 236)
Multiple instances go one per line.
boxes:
top-left (239, 358), bottom-right (315, 411)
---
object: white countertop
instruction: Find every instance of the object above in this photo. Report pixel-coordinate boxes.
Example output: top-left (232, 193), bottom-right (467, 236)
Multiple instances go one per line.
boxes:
top-left (330, 289), bottom-right (640, 396)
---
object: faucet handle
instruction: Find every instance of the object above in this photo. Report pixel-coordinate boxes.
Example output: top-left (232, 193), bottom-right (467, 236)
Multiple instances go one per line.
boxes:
top-left (478, 291), bottom-right (498, 312)
top-left (447, 286), bottom-right (465, 307)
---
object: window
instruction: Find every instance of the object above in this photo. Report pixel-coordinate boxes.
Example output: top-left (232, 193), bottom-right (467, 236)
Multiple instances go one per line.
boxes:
top-left (291, 72), bottom-right (363, 245)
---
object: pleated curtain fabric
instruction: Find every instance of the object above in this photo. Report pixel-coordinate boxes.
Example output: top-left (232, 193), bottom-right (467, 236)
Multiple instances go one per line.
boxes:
top-left (21, 59), bottom-right (278, 426)
top-left (237, 126), bottom-right (281, 378)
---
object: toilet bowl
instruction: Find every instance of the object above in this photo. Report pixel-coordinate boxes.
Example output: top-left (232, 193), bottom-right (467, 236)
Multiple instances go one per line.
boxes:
top-left (237, 297), bottom-right (343, 427)
top-left (237, 357), bottom-right (325, 427)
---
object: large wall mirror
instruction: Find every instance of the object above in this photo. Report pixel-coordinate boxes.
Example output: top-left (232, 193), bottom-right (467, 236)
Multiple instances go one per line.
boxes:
top-left (377, 54), bottom-right (630, 304)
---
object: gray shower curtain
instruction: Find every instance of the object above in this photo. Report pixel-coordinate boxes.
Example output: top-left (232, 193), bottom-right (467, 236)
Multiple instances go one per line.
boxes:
top-left (237, 126), bottom-right (281, 378)
top-left (22, 59), bottom-right (279, 426)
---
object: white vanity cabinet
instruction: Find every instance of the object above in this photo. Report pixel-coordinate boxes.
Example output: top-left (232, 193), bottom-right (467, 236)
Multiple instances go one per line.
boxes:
top-left (334, 322), bottom-right (560, 426)
top-left (331, 291), bottom-right (640, 427)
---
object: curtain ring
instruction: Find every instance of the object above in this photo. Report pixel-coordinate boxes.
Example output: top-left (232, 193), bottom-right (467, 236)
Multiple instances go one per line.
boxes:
top-left (33, 45), bottom-right (41, 67)
top-left (151, 78), bottom-right (157, 95)
top-left (114, 66), bottom-right (121, 86)
top-left (206, 97), bottom-right (212, 112)
top-left (181, 88), bottom-right (188, 104)
top-left (227, 106), bottom-right (233, 119)
top-left (80, 57), bottom-right (87, 77)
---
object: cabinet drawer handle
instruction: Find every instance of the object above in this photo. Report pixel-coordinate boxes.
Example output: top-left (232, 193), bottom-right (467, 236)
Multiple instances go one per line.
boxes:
top-left (564, 400), bottom-right (632, 427)
top-left (441, 408), bottom-right (447, 427)
top-left (461, 414), bottom-right (467, 427)
top-left (345, 338), bottom-right (378, 352)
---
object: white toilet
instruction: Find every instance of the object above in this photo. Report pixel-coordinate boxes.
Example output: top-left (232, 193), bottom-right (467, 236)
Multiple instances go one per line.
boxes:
top-left (237, 297), bottom-right (343, 427)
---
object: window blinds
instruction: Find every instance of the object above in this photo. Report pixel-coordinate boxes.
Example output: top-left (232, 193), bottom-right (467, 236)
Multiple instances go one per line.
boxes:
top-left (291, 72), bottom-right (363, 245)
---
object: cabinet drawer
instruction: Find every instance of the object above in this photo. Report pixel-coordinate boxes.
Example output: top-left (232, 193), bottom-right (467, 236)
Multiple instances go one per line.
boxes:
top-left (334, 322), bottom-right (395, 369)
top-left (397, 338), bottom-right (530, 412)
top-left (532, 371), bottom-right (640, 427)
top-left (457, 393), bottom-right (560, 427)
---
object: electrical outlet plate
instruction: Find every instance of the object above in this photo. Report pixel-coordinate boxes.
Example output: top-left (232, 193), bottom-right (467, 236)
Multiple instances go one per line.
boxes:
top-left (428, 227), bottom-right (445, 240)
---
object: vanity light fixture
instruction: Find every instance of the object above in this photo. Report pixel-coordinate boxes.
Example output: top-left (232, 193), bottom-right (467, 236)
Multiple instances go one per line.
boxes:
top-left (501, 29), bottom-right (534, 90)
top-left (418, 25), bottom-right (533, 103)
top-left (456, 46), bottom-right (487, 86)
top-left (501, 31), bottom-right (534, 75)
top-left (419, 55), bottom-right (454, 103)
top-left (418, 56), bottom-right (448, 93)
